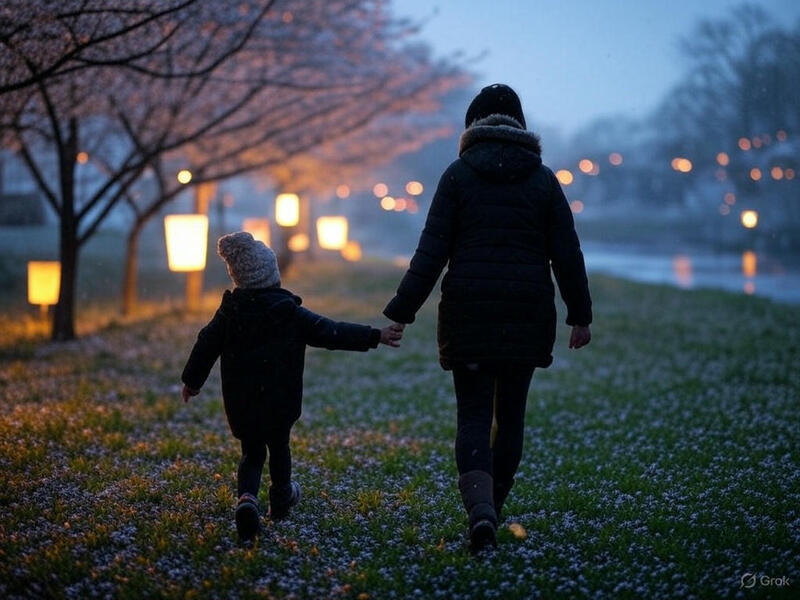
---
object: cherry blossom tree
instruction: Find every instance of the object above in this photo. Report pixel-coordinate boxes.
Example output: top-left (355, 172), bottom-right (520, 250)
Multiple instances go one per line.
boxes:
top-left (1, 0), bottom-right (467, 337)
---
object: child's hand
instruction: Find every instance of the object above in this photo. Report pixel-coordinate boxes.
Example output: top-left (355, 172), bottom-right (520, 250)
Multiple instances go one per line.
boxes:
top-left (569, 325), bottom-right (591, 349)
top-left (182, 384), bottom-right (200, 403)
top-left (380, 323), bottom-right (404, 348)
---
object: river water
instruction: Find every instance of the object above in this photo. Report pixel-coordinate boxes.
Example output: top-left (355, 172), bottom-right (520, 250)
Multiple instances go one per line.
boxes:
top-left (581, 241), bottom-right (800, 304)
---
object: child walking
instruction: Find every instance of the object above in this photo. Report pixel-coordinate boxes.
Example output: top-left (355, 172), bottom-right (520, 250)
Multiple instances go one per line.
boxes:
top-left (181, 231), bottom-right (402, 540)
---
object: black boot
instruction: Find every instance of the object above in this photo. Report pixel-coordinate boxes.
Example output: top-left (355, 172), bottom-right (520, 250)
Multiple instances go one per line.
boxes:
top-left (493, 478), bottom-right (514, 522)
top-left (235, 493), bottom-right (261, 541)
top-left (458, 470), bottom-right (497, 553)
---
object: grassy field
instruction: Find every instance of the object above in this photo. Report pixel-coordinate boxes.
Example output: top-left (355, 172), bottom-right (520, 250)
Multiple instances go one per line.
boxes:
top-left (0, 261), bottom-right (798, 599)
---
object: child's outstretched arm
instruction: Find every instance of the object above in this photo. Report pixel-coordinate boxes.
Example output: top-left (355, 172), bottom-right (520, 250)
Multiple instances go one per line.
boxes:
top-left (298, 308), bottom-right (402, 351)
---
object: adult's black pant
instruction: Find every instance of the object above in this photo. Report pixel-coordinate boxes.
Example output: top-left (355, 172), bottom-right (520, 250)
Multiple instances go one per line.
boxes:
top-left (452, 363), bottom-right (534, 486)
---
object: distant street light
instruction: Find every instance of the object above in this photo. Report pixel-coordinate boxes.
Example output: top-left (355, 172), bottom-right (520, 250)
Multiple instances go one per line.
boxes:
top-left (164, 214), bottom-right (209, 271)
top-left (671, 157), bottom-right (692, 173)
top-left (177, 169), bottom-right (193, 184)
top-left (28, 261), bottom-right (60, 318)
top-left (740, 210), bottom-right (758, 229)
top-left (275, 193), bottom-right (300, 227)
top-left (556, 169), bottom-right (574, 185)
top-left (316, 216), bottom-right (348, 250)
top-left (242, 218), bottom-right (271, 246)
top-left (405, 181), bottom-right (424, 196)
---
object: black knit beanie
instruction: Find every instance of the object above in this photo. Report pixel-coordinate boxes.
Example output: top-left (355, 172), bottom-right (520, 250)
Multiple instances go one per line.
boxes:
top-left (464, 83), bottom-right (526, 129)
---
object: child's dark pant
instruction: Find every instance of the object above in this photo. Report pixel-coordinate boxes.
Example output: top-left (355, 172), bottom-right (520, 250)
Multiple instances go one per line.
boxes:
top-left (452, 363), bottom-right (534, 485)
top-left (237, 428), bottom-right (292, 498)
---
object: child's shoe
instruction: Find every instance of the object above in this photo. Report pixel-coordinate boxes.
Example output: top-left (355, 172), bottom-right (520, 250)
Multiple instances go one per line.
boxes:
top-left (268, 481), bottom-right (301, 520)
top-left (235, 493), bottom-right (261, 540)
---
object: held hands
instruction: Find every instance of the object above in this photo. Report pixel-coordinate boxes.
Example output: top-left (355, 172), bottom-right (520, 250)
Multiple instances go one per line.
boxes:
top-left (569, 325), bottom-right (591, 349)
top-left (181, 384), bottom-right (200, 403)
top-left (380, 322), bottom-right (405, 348)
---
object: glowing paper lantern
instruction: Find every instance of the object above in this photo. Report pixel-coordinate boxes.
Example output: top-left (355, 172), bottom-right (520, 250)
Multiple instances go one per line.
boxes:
top-left (164, 214), bottom-right (209, 272)
top-left (287, 233), bottom-right (310, 252)
top-left (242, 218), bottom-right (271, 246)
top-left (316, 216), bottom-right (348, 250)
top-left (275, 193), bottom-right (300, 227)
top-left (341, 240), bottom-right (363, 262)
top-left (740, 210), bottom-right (758, 229)
top-left (28, 261), bottom-right (60, 307)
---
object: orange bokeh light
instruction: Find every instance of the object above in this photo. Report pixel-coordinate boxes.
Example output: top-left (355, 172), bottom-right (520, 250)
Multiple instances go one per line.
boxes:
top-left (336, 185), bottom-right (350, 199)
top-left (380, 196), bottom-right (396, 211)
top-left (556, 169), bottom-right (574, 185)
top-left (405, 181), bottom-right (424, 196)
top-left (724, 192), bottom-right (736, 205)
top-left (770, 166), bottom-right (784, 180)
top-left (373, 183), bottom-right (388, 198)
top-left (716, 152), bottom-right (729, 166)
top-left (749, 168), bottom-right (762, 181)
top-left (738, 137), bottom-right (751, 151)
top-left (569, 200), bottom-right (584, 214)
top-left (578, 159), bottom-right (593, 174)
top-left (672, 158), bottom-right (692, 173)
top-left (609, 152), bottom-right (623, 166)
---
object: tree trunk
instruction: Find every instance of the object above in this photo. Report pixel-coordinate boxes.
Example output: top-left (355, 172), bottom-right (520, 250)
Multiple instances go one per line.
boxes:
top-left (52, 118), bottom-right (78, 341)
top-left (121, 220), bottom-right (144, 317)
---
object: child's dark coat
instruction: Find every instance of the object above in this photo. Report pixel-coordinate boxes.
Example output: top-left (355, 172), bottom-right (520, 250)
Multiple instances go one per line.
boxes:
top-left (182, 286), bottom-right (380, 441)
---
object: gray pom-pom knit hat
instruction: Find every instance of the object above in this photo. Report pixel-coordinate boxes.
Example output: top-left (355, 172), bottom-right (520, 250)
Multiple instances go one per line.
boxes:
top-left (217, 231), bottom-right (280, 289)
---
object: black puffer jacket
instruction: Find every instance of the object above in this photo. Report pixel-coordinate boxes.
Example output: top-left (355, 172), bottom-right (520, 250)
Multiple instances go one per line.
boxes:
top-left (182, 286), bottom-right (380, 440)
top-left (384, 114), bottom-right (591, 369)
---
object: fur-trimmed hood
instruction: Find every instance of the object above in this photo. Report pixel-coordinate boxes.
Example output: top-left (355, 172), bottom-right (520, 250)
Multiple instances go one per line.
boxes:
top-left (458, 114), bottom-right (542, 182)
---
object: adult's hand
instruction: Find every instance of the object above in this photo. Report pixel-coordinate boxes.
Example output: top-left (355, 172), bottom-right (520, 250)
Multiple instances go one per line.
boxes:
top-left (569, 325), bottom-right (591, 349)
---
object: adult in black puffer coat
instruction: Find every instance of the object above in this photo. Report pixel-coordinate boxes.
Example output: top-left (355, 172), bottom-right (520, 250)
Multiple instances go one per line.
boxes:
top-left (384, 83), bottom-right (592, 552)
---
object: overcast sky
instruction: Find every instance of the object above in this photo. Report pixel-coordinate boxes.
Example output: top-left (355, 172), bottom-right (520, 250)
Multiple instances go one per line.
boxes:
top-left (394, 1), bottom-right (800, 136)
